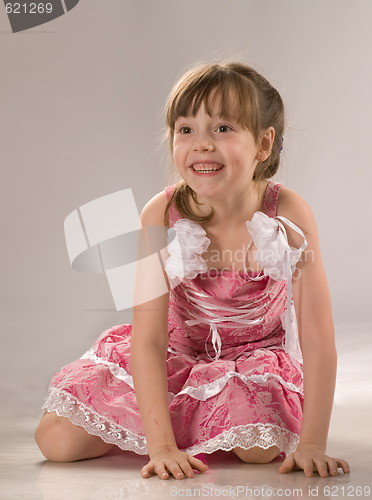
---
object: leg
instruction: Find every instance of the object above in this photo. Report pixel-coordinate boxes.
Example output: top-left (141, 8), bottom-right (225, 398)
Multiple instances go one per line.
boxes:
top-left (35, 412), bottom-right (115, 462)
top-left (233, 445), bottom-right (280, 464)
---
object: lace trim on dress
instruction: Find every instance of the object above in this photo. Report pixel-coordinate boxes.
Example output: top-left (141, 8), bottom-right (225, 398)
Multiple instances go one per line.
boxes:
top-left (42, 387), bottom-right (299, 456)
top-left (42, 387), bottom-right (149, 454)
top-left (186, 423), bottom-right (300, 456)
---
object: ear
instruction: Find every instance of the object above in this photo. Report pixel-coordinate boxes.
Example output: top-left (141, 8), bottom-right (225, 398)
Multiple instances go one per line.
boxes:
top-left (256, 127), bottom-right (275, 162)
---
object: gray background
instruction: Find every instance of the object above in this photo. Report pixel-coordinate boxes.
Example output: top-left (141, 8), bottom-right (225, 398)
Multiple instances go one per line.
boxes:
top-left (1, 0), bottom-right (371, 417)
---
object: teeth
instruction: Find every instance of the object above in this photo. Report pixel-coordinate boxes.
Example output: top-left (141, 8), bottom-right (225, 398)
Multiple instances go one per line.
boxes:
top-left (192, 165), bottom-right (223, 173)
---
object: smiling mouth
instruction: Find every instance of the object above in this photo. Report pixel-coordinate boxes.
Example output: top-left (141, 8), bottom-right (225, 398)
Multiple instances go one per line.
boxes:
top-left (191, 163), bottom-right (224, 173)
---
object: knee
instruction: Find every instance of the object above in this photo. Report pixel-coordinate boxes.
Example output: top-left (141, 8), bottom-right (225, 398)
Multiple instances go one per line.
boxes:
top-left (233, 445), bottom-right (280, 464)
top-left (35, 412), bottom-right (78, 462)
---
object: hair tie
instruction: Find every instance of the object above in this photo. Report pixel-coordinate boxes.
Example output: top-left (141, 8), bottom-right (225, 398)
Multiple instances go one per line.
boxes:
top-left (280, 136), bottom-right (284, 153)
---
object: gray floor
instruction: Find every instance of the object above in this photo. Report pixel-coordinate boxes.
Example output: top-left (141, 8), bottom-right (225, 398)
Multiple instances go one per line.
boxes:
top-left (1, 323), bottom-right (372, 500)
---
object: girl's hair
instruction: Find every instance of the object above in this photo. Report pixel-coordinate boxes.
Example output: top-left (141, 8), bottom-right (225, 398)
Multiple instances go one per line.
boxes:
top-left (163, 62), bottom-right (285, 225)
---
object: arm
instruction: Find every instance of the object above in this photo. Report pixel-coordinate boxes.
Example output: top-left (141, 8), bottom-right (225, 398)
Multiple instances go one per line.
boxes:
top-left (276, 188), bottom-right (350, 477)
top-left (130, 192), bottom-right (207, 480)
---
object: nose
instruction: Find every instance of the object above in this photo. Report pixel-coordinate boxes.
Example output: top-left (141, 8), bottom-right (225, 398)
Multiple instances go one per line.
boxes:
top-left (192, 133), bottom-right (215, 152)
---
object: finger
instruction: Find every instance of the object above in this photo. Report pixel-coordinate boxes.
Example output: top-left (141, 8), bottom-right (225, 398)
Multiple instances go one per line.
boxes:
top-left (189, 455), bottom-right (208, 472)
top-left (303, 459), bottom-right (315, 478)
top-left (166, 461), bottom-right (184, 480)
top-left (141, 464), bottom-right (153, 478)
top-left (154, 463), bottom-right (170, 480)
top-left (326, 457), bottom-right (340, 477)
top-left (179, 460), bottom-right (194, 478)
top-left (336, 458), bottom-right (350, 474)
top-left (313, 457), bottom-right (330, 478)
top-left (278, 454), bottom-right (295, 473)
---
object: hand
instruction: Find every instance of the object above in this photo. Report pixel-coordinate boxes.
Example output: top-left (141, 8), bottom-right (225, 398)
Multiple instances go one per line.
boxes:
top-left (278, 444), bottom-right (350, 478)
top-left (141, 445), bottom-right (208, 480)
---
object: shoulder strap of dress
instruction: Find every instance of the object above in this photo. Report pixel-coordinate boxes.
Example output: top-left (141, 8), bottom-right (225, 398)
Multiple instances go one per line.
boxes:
top-left (263, 180), bottom-right (282, 218)
top-left (165, 184), bottom-right (183, 227)
top-left (165, 184), bottom-right (175, 200)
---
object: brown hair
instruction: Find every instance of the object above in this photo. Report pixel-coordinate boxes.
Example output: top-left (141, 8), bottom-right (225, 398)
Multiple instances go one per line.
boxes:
top-left (163, 62), bottom-right (285, 225)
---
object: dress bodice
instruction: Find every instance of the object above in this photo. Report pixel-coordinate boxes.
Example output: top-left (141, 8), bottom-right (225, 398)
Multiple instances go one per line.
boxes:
top-left (164, 181), bottom-right (307, 366)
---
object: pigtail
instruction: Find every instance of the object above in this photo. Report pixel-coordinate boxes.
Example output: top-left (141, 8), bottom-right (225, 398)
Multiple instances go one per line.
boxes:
top-left (164, 182), bottom-right (213, 227)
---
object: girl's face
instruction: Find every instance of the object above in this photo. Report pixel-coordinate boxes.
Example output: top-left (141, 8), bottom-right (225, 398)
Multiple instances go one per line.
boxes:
top-left (172, 96), bottom-right (260, 201)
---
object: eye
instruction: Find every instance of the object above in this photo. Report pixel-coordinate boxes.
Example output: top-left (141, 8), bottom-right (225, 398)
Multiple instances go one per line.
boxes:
top-left (179, 126), bottom-right (192, 134)
top-left (216, 124), bottom-right (232, 133)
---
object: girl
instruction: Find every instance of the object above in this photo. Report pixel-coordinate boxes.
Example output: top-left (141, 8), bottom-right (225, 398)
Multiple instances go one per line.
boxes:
top-left (35, 62), bottom-right (350, 480)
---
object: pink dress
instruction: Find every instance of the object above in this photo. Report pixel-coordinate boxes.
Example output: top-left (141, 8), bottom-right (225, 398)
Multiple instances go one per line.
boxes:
top-left (43, 180), bottom-right (306, 457)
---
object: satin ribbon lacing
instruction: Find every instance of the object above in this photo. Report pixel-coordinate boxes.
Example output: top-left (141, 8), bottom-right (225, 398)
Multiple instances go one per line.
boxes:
top-left (184, 287), bottom-right (269, 361)
top-left (184, 216), bottom-right (307, 363)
